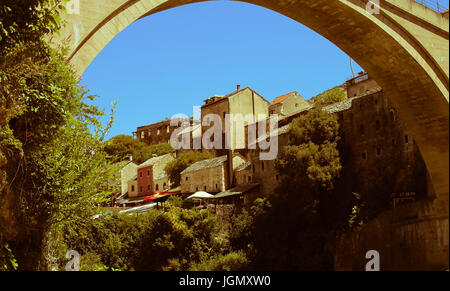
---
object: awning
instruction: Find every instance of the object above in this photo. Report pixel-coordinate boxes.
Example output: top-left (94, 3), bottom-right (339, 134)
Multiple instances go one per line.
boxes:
top-left (214, 184), bottom-right (259, 199)
top-left (186, 192), bottom-right (215, 200)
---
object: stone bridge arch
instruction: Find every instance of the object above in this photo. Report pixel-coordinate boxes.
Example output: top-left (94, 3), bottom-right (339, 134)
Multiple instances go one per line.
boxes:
top-left (60, 0), bottom-right (449, 215)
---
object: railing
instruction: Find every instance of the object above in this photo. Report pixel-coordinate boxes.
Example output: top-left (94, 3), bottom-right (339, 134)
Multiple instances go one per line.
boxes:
top-left (414, 0), bottom-right (448, 13)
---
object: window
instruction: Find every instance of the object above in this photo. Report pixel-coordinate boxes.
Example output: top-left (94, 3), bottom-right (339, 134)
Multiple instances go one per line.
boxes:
top-left (390, 110), bottom-right (396, 122)
top-left (148, 185), bottom-right (151, 190)
top-left (216, 184), bottom-right (218, 190)
top-left (204, 186), bottom-right (207, 191)
top-left (186, 176), bottom-right (189, 181)
top-left (276, 174), bottom-right (279, 181)
top-left (141, 131), bottom-right (145, 139)
top-left (360, 124), bottom-right (365, 135)
top-left (140, 187), bottom-right (143, 193)
top-left (376, 120), bottom-right (380, 131)
top-left (295, 103), bottom-right (299, 108)
top-left (163, 182), bottom-right (167, 188)
top-left (148, 130), bottom-right (151, 136)
top-left (147, 170), bottom-right (150, 176)
top-left (377, 147), bottom-right (382, 156)
top-left (248, 176), bottom-right (252, 182)
top-left (157, 129), bottom-right (160, 135)
top-left (362, 152), bottom-right (367, 160)
top-left (156, 184), bottom-right (159, 191)
top-left (167, 126), bottom-right (170, 133)
top-left (140, 172), bottom-right (143, 178)
top-left (131, 185), bottom-right (135, 192)
top-left (405, 135), bottom-right (409, 144)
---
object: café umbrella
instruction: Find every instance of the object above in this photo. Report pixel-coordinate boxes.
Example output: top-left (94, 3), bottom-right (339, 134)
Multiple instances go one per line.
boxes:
top-left (185, 191), bottom-right (214, 200)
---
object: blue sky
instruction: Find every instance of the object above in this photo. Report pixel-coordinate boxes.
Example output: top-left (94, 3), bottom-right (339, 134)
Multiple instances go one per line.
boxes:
top-left (81, 1), bottom-right (448, 140)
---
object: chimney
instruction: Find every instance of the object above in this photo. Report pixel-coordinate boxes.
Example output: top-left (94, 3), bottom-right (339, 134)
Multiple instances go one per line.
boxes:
top-left (237, 85), bottom-right (241, 92)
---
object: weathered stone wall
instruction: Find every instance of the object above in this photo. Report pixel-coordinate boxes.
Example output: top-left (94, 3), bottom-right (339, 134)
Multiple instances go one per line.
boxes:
top-left (181, 165), bottom-right (225, 194)
top-left (339, 91), bottom-right (431, 214)
top-left (333, 200), bottom-right (449, 270)
top-left (121, 162), bottom-right (137, 195)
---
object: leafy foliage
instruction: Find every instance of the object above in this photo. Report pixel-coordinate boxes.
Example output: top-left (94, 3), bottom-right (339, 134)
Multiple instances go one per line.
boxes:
top-left (58, 197), bottom-right (238, 271)
top-left (241, 108), bottom-right (344, 270)
top-left (311, 86), bottom-right (347, 106)
top-left (164, 151), bottom-right (214, 187)
top-left (0, 0), bottom-right (118, 270)
top-left (103, 135), bottom-right (173, 164)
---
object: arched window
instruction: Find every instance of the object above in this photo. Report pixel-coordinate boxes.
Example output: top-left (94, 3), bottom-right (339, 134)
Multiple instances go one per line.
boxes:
top-left (155, 184), bottom-right (159, 191)
top-left (390, 110), bottom-right (396, 122)
top-left (163, 182), bottom-right (167, 188)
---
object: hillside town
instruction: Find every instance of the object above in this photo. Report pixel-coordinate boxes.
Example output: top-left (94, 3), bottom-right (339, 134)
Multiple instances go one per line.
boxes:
top-left (109, 72), bottom-right (430, 220)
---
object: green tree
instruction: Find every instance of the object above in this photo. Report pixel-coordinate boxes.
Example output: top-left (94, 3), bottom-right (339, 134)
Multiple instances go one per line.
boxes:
top-left (103, 135), bottom-right (173, 164)
top-left (0, 0), bottom-right (118, 270)
top-left (312, 86), bottom-right (347, 106)
top-left (164, 151), bottom-right (213, 187)
top-left (248, 107), bottom-right (343, 270)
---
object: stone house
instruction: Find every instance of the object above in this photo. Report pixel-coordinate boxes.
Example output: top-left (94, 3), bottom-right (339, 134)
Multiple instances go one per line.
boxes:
top-left (120, 161), bottom-right (138, 196)
top-left (345, 71), bottom-right (381, 98)
top-left (201, 86), bottom-right (269, 154)
top-left (128, 179), bottom-right (138, 198)
top-left (137, 153), bottom-right (175, 196)
top-left (237, 74), bottom-right (431, 207)
top-left (134, 118), bottom-right (192, 146)
top-left (180, 154), bottom-right (246, 194)
top-left (269, 91), bottom-right (311, 117)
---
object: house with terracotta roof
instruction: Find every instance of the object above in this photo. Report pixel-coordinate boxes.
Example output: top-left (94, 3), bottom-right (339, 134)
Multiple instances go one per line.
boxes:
top-left (269, 91), bottom-right (311, 117)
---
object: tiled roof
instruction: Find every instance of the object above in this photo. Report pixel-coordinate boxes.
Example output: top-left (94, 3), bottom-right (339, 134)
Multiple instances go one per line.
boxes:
top-left (322, 98), bottom-right (354, 114)
top-left (235, 161), bottom-right (251, 172)
top-left (270, 91), bottom-right (296, 106)
top-left (181, 155), bottom-right (228, 174)
top-left (202, 87), bottom-right (269, 108)
top-left (154, 173), bottom-right (168, 180)
top-left (214, 183), bottom-right (259, 199)
top-left (138, 153), bottom-right (172, 169)
top-left (249, 124), bottom-right (291, 148)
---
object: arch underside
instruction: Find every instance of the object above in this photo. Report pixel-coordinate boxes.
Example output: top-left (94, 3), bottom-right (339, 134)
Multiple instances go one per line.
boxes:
top-left (61, 0), bottom-right (449, 210)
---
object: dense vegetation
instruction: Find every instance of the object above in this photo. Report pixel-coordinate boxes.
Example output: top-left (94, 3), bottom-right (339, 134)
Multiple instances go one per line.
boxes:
top-left (310, 85), bottom-right (347, 106)
top-left (0, 0), bottom-right (116, 270)
top-left (103, 134), bottom-right (174, 164)
top-left (0, 0), bottom-right (387, 271)
top-left (56, 197), bottom-right (248, 271)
